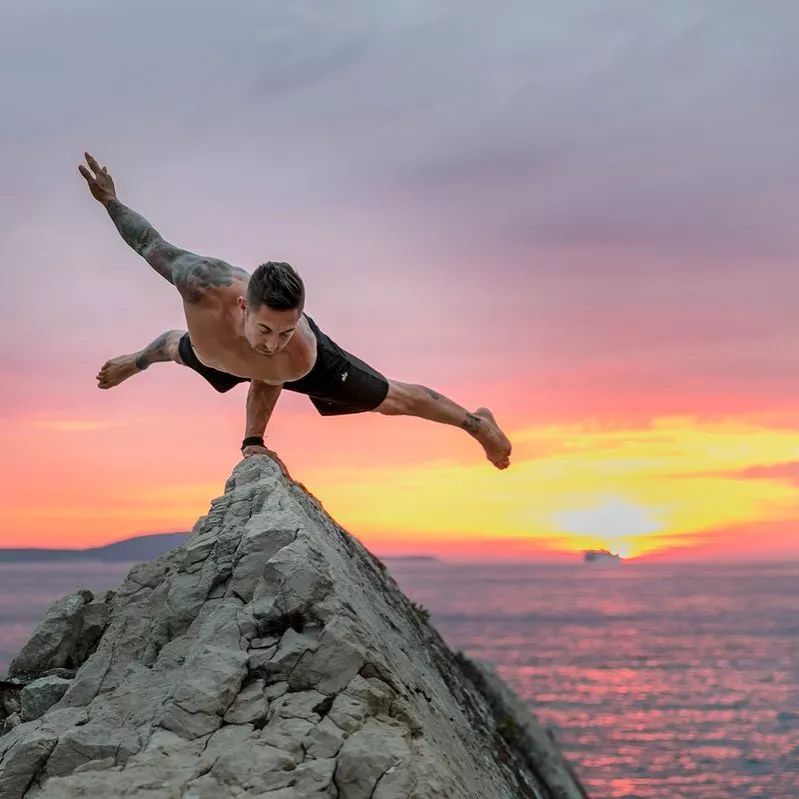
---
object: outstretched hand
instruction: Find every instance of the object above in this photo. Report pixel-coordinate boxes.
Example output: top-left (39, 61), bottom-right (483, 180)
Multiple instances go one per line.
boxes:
top-left (78, 152), bottom-right (117, 205)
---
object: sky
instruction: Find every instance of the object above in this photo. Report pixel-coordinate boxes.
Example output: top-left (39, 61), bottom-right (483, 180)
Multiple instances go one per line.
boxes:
top-left (2, 0), bottom-right (799, 561)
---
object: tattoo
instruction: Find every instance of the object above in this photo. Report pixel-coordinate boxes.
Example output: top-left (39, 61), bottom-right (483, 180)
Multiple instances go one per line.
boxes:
top-left (173, 258), bottom-right (248, 304)
top-left (425, 388), bottom-right (442, 400)
top-left (135, 330), bottom-right (179, 369)
top-left (106, 199), bottom-right (249, 303)
top-left (106, 200), bottom-right (173, 280)
top-left (461, 413), bottom-right (482, 435)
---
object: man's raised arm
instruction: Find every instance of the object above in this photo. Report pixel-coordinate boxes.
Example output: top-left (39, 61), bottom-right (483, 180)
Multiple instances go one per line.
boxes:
top-left (78, 152), bottom-right (247, 302)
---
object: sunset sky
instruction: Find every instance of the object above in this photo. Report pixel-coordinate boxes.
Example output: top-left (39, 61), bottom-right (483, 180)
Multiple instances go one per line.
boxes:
top-left (2, 1), bottom-right (799, 561)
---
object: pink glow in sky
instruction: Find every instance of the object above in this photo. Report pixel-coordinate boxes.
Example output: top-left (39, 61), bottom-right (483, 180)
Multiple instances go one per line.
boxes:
top-left (2, 2), bottom-right (799, 560)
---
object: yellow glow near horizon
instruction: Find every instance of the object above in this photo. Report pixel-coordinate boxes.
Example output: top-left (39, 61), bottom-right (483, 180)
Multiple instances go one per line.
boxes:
top-left (4, 413), bottom-right (799, 557)
top-left (305, 415), bottom-right (799, 558)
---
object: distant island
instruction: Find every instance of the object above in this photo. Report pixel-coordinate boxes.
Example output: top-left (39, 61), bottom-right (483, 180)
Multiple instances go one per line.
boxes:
top-left (0, 532), bottom-right (441, 564)
top-left (583, 549), bottom-right (622, 564)
top-left (381, 555), bottom-right (441, 561)
top-left (0, 532), bottom-right (190, 563)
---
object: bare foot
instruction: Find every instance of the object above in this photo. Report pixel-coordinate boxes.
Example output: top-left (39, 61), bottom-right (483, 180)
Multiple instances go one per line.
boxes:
top-left (471, 407), bottom-right (512, 469)
top-left (96, 354), bottom-right (145, 389)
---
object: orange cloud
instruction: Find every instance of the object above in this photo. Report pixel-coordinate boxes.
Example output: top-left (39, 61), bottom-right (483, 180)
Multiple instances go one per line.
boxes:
top-left (4, 406), bottom-right (799, 562)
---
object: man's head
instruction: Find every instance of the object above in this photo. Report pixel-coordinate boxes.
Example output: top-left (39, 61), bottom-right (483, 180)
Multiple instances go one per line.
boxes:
top-left (238, 261), bottom-right (305, 356)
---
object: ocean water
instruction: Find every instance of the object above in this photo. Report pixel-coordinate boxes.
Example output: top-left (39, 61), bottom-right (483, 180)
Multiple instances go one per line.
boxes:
top-left (1, 560), bottom-right (797, 798)
top-left (388, 560), bottom-right (799, 799)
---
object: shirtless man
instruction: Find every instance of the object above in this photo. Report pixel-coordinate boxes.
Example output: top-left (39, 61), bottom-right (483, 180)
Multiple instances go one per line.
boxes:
top-left (79, 153), bottom-right (512, 470)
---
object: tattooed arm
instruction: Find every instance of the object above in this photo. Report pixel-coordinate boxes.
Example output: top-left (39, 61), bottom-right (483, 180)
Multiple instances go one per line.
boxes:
top-left (78, 152), bottom-right (248, 303)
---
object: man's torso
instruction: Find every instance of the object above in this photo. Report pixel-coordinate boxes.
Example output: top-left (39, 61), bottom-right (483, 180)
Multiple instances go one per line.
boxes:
top-left (182, 274), bottom-right (317, 385)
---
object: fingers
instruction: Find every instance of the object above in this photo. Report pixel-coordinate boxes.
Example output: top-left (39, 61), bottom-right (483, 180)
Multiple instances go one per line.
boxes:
top-left (78, 164), bottom-right (94, 183)
top-left (84, 152), bottom-right (102, 175)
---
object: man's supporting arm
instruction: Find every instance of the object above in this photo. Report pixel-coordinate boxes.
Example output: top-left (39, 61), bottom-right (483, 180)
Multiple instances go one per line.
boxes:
top-left (242, 381), bottom-right (289, 475)
top-left (244, 380), bottom-right (284, 446)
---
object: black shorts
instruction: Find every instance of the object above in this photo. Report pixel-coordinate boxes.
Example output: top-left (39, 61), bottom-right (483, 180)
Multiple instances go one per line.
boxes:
top-left (177, 314), bottom-right (390, 416)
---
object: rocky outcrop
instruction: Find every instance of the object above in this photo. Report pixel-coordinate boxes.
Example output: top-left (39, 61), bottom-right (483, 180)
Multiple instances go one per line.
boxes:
top-left (0, 457), bottom-right (589, 798)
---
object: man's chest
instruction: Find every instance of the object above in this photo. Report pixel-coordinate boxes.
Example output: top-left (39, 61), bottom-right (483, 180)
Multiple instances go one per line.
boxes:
top-left (184, 304), bottom-right (316, 383)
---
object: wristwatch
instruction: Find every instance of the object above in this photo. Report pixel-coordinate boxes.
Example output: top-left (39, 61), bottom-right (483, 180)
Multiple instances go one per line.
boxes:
top-left (241, 436), bottom-right (265, 451)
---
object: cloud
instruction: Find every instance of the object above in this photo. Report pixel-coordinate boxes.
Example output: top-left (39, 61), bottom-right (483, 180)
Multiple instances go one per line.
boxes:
top-left (726, 461), bottom-right (799, 486)
top-left (635, 517), bottom-right (799, 561)
top-left (5, 1), bottom-right (799, 260)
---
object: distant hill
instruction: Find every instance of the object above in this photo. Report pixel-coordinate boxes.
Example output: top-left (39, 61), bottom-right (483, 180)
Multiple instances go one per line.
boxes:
top-left (0, 532), bottom-right (189, 563)
top-left (0, 533), bottom-right (440, 564)
top-left (380, 555), bottom-right (441, 562)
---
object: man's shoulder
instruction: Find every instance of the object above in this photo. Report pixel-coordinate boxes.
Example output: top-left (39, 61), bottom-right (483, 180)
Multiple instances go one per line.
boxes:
top-left (176, 258), bottom-right (250, 304)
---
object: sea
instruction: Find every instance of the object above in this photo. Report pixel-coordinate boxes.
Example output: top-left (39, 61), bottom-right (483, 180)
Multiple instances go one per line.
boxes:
top-left (1, 559), bottom-right (797, 799)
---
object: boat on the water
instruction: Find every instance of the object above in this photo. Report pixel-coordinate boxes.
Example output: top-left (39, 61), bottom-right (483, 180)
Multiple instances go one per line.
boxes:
top-left (583, 549), bottom-right (622, 564)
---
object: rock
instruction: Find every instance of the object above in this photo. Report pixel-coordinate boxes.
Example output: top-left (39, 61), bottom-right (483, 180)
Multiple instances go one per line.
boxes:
top-left (73, 757), bottom-right (116, 773)
top-left (0, 679), bottom-right (23, 720)
top-left (373, 761), bottom-right (419, 799)
top-left (327, 691), bottom-right (369, 734)
top-left (20, 677), bottom-right (72, 722)
top-left (9, 592), bottom-right (109, 679)
top-left (334, 718), bottom-right (412, 797)
top-left (293, 756), bottom-right (337, 794)
top-left (0, 713), bottom-right (21, 737)
top-left (0, 729), bottom-right (58, 798)
top-left (223, 678), bottom-right (267, 724)
top-left (302, 715), bottom-right (347, 759)
top-left (0, 456), bottom-right (589, 798)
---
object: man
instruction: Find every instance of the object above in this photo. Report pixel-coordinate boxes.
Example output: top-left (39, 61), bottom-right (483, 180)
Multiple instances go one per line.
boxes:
top-left (79, 153), bottom-right (512, 470)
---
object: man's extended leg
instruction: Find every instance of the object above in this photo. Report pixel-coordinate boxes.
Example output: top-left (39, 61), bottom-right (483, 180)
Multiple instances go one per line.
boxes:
top-left (97, 330), bottom-right (185, 389)
top-left (373, 380), bottom-right (512, 469)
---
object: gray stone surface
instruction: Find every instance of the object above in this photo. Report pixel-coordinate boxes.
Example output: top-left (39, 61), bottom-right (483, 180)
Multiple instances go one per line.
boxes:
top-left (20, 678), bottom-right (72, 722)
top-left (0, 457), bottom-right (589, 798)
top-left (9, 592), bottom-right (110, 679)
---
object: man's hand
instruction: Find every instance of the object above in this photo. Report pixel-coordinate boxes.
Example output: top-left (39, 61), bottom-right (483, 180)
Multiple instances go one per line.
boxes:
top-left (78, 152), bottom-right (117, 205)
top-left (242, 444), bottom-right (290, 477)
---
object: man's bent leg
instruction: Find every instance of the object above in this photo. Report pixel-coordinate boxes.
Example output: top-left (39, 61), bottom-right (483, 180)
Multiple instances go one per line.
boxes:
top-left (374, 380), bottom-right (512, 469)
top-left (97, 330), bottom-right (185, 389)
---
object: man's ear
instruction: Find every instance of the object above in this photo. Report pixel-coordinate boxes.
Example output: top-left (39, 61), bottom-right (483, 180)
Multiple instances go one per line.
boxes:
top-left (237, 296), bottom-right (246, 311)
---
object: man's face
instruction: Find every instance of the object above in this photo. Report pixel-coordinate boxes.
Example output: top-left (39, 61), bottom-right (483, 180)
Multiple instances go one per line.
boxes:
top-left (240, 300), bottom-right (301, 356)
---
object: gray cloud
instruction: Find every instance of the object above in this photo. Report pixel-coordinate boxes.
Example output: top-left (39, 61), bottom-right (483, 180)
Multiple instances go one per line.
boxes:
top-left (2, 0), bottom-right (799, 384)
top-left (4, 0), bottom-right (798, 258)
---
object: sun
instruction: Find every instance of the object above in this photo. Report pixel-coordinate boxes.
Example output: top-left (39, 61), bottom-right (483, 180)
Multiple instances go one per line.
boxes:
top-left (553, 497), bottom-right (663, 557)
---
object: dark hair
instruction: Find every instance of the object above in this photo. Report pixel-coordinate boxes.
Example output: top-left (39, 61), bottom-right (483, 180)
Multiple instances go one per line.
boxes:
top-left (246, 261), bottom-right (305, 311)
